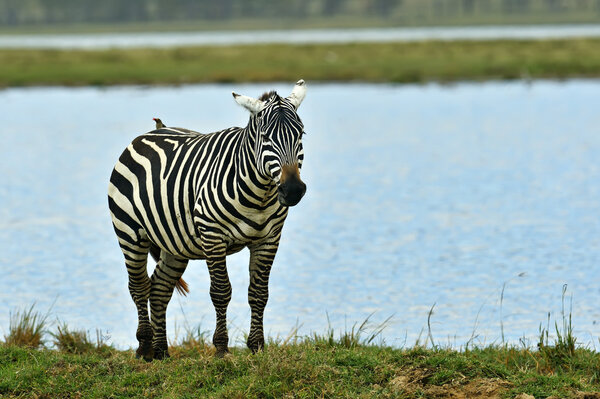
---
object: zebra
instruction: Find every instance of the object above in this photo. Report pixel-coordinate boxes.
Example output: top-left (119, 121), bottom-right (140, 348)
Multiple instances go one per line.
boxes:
top-left (108, 80), bottom-right (307, 360)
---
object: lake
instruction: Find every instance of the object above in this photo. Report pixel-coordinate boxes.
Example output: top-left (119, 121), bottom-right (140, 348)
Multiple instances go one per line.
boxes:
top-left (1, 24), bottom-right (600, 49)
top-left (0, 80), bottom-right (599, 349)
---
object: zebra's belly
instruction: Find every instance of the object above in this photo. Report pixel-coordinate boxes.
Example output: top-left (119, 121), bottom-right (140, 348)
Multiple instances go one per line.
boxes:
top-left (150, 231), bottom-right (207, 260)
top-left (154, 233), bottom-right (253, 261)
top-left (148, 219), bottom-right (255, 260)
top-left (146, 204), bottom-right (286, 260)
top-left (222, 215), bottom-right (286, 247)
top-left (162, 236), bottom-right (246, 260)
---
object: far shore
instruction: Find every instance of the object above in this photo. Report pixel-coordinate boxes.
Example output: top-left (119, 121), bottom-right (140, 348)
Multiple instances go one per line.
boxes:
top-left (1, 38), bottom-right (600, 87)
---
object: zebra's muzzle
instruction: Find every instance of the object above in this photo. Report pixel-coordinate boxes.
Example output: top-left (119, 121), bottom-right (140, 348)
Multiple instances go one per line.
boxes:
top-left (278, 165), bottom-right (306, 207)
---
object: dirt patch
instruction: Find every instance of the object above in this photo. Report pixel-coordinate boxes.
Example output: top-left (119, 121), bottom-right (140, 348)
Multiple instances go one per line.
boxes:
top-left (422, 379), bottom-right (509, 399)
top-left (388, 368), bottom-right (511, 399)
top-left (387, 368), bottom-right (600, 398)
top-left (573, 393), bottom-right (600, 399)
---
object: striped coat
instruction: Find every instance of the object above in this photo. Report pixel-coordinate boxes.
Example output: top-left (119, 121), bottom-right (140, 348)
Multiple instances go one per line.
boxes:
top-left (108, 80), bottom-right (307, 359)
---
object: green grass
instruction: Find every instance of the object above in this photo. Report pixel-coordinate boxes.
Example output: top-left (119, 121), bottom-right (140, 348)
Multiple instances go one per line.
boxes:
top-left (3, 287), bottom-right (599, 398)
top-left (2, 338), bottom-right (600, 398)
top-left (1, 38), bottom-right (600, 87)
top-left (2, 301), bottom-right (600, 398)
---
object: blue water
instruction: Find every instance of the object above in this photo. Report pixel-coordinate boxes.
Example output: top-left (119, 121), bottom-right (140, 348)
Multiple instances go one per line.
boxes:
top-left (0, 80), bottom-right (599, 349)
top-left (1, 24), bottom-right (600, 49)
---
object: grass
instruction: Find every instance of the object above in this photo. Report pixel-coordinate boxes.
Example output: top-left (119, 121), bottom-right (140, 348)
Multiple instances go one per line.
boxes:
top-left (1, 38), bottom-right (600, 87)
top-left (3, 304), bottom-right (49, 348)
top-left (50, 323), bottom-right (112, 355)
top-left (2, 297), bottom-right (600, 398)
top-left (536, 285), bottom-right (579, 375)
top-left (1, 333), bottom-right (600, 398)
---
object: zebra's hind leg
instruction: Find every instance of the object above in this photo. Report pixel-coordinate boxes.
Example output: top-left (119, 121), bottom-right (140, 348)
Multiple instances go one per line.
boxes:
top-left (205, 241), bottom-right (231, 357)
top-left (149, 252), bottom-right (189, 359)
top-left (247, 241), bottom-right (278, 353)
top-left (120, 240), bottom-right (154, 361)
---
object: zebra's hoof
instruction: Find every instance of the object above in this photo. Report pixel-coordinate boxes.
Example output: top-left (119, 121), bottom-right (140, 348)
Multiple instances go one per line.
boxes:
top-left (153, 348), bottom-right (170, 360)
top-left (135, 350), bottom-right (154, 362)
top-left (136, 341), bottom-right (154, 362)
top-left (247, 335), bottom-right (264, 353)
top-left (215, 348), bottom-right (229, 358)
top-left (143, 354), bottom-right (154, 362)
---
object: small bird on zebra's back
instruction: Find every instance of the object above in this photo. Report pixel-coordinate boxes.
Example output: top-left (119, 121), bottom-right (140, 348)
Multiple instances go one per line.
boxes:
top-left (153, 118), bottom-right (165, 129)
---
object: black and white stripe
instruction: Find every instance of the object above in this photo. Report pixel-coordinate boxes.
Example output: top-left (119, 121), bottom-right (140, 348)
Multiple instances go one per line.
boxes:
top-left (108, 80), bottom-right (307, 359)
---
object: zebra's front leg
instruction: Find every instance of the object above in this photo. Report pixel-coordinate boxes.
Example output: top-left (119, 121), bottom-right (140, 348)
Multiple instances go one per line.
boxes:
top-left (149, 253), bottom-right (188, 360)
top-left (205, 242), bottom-right (232, 357)
top-left (247, 241), bottom-right (279, 353)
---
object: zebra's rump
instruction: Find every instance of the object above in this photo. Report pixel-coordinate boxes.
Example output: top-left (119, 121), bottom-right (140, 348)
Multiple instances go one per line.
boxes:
top-left (108, 131), bottom-right (209, 257)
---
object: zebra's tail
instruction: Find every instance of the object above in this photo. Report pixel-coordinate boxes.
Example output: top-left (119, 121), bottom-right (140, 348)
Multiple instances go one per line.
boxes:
top-left (175, 278), bottom-right (189, 296)
top-left (149, 243), bottom-right (190, 297)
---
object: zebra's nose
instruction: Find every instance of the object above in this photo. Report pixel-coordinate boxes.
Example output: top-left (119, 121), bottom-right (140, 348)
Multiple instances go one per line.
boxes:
top-left (278, 179), bottom-right (306, 207)
top-left (278, 163), bottom-right (306, 206)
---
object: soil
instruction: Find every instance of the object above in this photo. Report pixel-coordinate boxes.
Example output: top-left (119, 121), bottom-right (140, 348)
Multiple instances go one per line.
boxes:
top-left (387, 367), bottom-right (510, 398)
top-left (387, 367), bottom-right (600, 399)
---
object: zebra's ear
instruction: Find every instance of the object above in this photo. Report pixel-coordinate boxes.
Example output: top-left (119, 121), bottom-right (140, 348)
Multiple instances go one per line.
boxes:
top-left (232, 92), bottom-right (266, 114)
top-left (287, 79), bottom-right (306, 109)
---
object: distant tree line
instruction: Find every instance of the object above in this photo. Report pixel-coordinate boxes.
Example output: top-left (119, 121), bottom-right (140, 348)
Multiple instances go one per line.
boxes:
top-left (1, 0), bottom-right (599, 26)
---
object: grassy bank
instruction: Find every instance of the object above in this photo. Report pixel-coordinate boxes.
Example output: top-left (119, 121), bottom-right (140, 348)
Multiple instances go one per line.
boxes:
top-left (2, 341), bottom-right (600, 398)
top-left (2, 38), bottom-right (600, 87)
top-left (2, 305), bottom-right (600, 398)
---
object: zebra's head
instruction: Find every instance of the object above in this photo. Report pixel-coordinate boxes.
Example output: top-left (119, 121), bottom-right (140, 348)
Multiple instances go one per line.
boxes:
top-left (233, 80), bottom-right (307, 207)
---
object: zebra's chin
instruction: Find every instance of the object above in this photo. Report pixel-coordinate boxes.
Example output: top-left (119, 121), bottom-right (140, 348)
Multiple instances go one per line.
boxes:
top-left (278, 193), bottom-right (301, 207)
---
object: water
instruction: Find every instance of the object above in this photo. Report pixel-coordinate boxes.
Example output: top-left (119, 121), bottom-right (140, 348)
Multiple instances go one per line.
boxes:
top-left (1, 24), bottom-right (600, 49)
top-left (0, 80), bottom-right (599, 349)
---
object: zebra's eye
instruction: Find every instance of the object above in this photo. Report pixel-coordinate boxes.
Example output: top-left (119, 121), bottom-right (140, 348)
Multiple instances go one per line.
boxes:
top-left (261, 133), bottom-right (271, 144)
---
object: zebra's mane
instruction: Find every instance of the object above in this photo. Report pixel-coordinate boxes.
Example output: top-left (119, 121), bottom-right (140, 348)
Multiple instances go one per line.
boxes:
top-left (259, 91), bottom-right (279, 102)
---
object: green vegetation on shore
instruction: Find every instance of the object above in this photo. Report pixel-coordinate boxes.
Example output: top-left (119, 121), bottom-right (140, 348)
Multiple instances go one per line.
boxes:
top-left (1, 38), bottom-right (600, 87)
top-left (2, 338), bottom-right (600, 398)
top-left (2, 303), bottom-right (600, 398)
